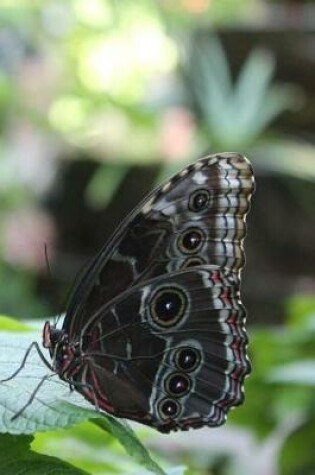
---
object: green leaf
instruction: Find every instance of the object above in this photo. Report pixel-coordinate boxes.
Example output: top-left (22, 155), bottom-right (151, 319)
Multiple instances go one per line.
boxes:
top-left (187, 37), bottom-right (233, 141)
top-left (33, 420), bottom-right (177, 475)
top-left (251, 139), bottom-right (315, 180)
top-left (165, 468), bottom-right (186, 475)
top-left (0, 326), bottom-right (167, 474)
top-left (249, 85), bottom-right (297, 140)
top-left (0, 315), bottom-right (32, 332)
top-left (85, 163), bottom-right (129, 208)
top-left (0, 433), bottom-right (88, 474)
top-left (94, 418), bottom-right (167, 475)
top-left (280, 417), bottom-right (315, 475)
top-left (0, 330), bottom-right (99, 434)
top-left (185, 36), bottom-right (300, 150)
top-left (233, 49), bottom-right (274, 118)
top-left (268, 360), bottom-right (315, 385)
top-left (286, 295), bottom-right (315, 328)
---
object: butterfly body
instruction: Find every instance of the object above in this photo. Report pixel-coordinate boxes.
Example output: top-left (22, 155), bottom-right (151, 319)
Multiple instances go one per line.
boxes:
top-left (44, 152), bottom-right (255, 433)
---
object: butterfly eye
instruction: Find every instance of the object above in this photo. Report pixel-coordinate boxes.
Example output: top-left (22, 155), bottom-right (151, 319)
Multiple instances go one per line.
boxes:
top-left (178, 227), bottom-right (205, 254)
top-left (189, 189), bottom-right (210, 212)
top-left (158, 398), bottom-right (181, 419)
top-left (175, 347), bottom-right (201, 372)
top-left (150, 287), bottom-right (187, 327)
top-left (165, 372), bottom-right (191, 397)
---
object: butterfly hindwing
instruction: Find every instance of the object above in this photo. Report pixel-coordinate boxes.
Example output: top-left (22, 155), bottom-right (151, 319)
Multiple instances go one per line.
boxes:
top-left (71, 266), bottom-right (249, 432)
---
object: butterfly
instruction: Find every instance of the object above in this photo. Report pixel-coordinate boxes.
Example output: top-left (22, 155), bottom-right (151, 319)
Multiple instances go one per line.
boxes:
top-left (7, 152), bottom-right (255, 433)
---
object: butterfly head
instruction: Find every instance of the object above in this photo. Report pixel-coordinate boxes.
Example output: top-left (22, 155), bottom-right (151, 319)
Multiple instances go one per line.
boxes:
top-left (42, 321), bottom-right (73, 374)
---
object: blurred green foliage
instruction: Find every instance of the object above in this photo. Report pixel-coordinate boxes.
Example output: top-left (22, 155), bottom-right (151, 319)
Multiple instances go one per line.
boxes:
top-left (0, 264), bottom-right (47, 317)
top-left (182, 33), bottom-right (315, 182)
top-left (230, 295), bottom-right (315, 475)
top-left (0, 433), bottom-right (88, 474)
top-left (185, 36), bottom-right (297, 150)
top-left (32, 421), bottom-right (184, 475)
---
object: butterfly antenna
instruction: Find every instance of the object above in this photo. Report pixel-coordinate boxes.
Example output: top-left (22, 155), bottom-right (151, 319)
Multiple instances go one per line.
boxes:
top-left (43, 243), bottom-right (58, 326)
top-left (55, 254), bottom-right (97, 328)
top-left (44, 243), bottom-right (53, 280)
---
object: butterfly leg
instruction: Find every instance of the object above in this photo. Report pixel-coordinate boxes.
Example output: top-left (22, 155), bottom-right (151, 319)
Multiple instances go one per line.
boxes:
top-left (66, 379), bottom-right (100, 413)
top-left (0, 341), bottom-right (53, 383)
top-left (10, 373), bottom-right (55, 421)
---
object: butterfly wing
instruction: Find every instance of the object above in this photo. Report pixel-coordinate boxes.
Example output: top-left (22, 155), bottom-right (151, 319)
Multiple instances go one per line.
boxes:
top-left (63, 152), bottom-right (254, 341)
top-left (60, 152), bottom-right (255, 432)
top-left (71, 266), bottom-right (249, 432)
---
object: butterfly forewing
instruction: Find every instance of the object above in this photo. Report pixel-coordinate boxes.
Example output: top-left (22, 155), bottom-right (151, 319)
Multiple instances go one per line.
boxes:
top-left (63, 153), bottom-right (254, 341)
